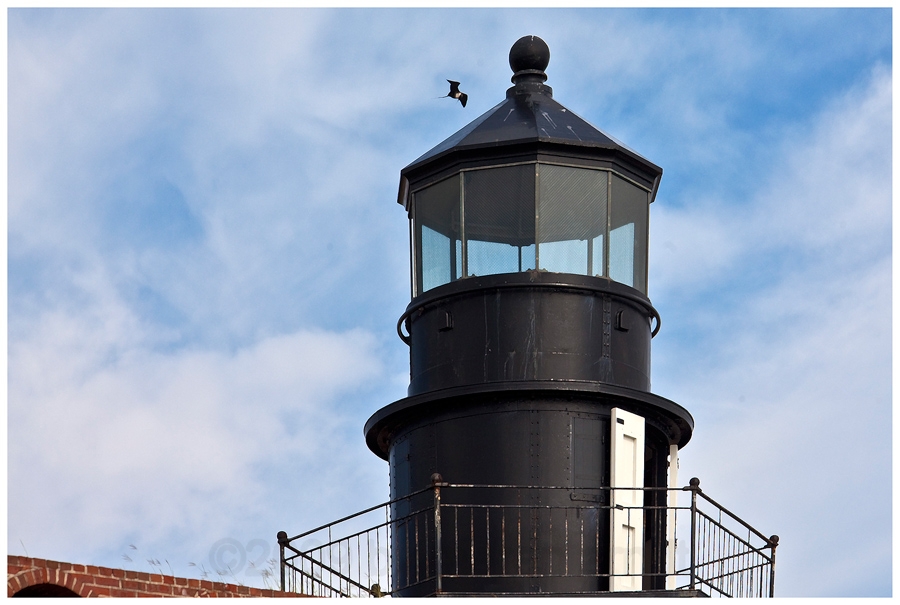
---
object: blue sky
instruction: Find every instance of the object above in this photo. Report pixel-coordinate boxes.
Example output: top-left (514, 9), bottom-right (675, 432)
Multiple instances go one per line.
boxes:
top-left (7, 8), bottom-right (892, 597)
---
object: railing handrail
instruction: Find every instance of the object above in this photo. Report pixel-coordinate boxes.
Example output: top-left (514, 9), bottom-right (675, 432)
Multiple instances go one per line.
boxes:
top-left (279, 477), bottom-right (776, 598)
top-left (693, 487), bottom-right (778, 548)
top-left (283, 484), bottom-right (434, 543)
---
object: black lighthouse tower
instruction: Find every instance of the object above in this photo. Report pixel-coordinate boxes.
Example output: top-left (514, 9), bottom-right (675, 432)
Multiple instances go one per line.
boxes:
top-left (364, 36), bottom-right (694, 596)
top-left (279, 35), bottom-right (777, 598)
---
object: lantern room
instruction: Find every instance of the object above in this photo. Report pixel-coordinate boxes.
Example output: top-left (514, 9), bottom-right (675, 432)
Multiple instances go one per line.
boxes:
top-left (399, 35), bottom-right (661, 299)
top-left (410, 163), bottom-right (650, 294)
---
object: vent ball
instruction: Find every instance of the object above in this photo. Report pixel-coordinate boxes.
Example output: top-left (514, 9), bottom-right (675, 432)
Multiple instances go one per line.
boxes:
top-left (509, 35), bottom-right (550, 73)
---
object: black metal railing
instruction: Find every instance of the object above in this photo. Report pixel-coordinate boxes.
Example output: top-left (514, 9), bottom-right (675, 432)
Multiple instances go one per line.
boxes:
top-left (278, 476), bottom-right (777, 597)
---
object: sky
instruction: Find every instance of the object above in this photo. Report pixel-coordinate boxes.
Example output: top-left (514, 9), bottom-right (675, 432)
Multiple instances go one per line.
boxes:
top-left (7, 7), bottom-right (892, 598)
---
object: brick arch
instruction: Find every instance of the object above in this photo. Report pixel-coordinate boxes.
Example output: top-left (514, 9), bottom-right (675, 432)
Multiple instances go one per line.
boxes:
top-left (13, 583), bottom-right (80, 597)
top-left (7, 561), bottom-right (88, 598)
top-left (8, 555), bottom-right (299, 598)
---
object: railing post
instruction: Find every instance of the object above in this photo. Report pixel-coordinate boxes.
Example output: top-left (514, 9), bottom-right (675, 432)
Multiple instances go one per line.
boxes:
top-left (276, 531), bottom-right (288, 593)
top-left (431, 473), bottom-right (445, 595)
top-left (768, 534), bottom-right (779, 597)
top-left (685, 478), bottom-right (700, 591)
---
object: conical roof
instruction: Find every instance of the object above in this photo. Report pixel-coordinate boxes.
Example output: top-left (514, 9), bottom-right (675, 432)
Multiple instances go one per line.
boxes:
top-left (402, 36), bottom-right (661, 183)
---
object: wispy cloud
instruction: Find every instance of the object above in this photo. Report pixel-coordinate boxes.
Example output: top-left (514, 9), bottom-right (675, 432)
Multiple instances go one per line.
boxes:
top-left (8, 8), bottom-right (891, 596)
top-left (651, 65), bottom-right (891, 597)
top-left (10, 302), bottom-right (384, 567)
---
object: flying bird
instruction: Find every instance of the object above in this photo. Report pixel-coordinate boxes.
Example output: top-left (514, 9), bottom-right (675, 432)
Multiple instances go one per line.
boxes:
top-left (445, 80), bottom-right (468, 107)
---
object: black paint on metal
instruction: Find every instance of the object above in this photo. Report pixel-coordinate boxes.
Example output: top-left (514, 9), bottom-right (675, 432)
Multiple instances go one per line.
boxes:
top-left (365, 35), bottom-right (695, 596)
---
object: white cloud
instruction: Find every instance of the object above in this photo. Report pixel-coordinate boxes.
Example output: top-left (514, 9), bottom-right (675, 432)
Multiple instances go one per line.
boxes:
top-left (8, 282), bottom-right (384, 571)
top-left (651, 65), bottom-right (891, 597)
top-left (7, 8), bottom-right (891, 596)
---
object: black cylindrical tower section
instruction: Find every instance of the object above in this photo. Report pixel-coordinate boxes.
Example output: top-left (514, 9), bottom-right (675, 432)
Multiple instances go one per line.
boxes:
top-left (367, 36), bottom-right (693, 596)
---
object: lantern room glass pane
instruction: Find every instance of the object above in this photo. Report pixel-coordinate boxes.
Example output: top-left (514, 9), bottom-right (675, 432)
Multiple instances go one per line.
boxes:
top-left (609, 174), bottom-right (649, 293)
top-left (414, 175), bottom-right (461, 293)
top-left (540, 239), bottom-right (588, 274)
top-left (591, 234), bottom-right (604, 278)
top-left (464, 165), bottom-right (536, 277)
top-left (537, 165), bottom-right (608, 276)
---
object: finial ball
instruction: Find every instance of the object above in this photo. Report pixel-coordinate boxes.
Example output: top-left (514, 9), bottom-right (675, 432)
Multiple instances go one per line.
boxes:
top-left (509, 35), bottom-right (550, 73)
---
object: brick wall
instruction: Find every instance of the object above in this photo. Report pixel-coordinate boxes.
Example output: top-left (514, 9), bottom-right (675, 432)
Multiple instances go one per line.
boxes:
top-left (8, 555), bottom-right (301, 598)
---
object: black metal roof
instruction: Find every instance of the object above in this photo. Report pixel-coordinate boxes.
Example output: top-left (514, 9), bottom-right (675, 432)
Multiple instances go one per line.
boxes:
top-left (401, 36), bottom-right (662, 184)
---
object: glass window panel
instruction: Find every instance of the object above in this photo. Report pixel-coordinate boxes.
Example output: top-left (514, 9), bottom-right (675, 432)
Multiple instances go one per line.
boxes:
top-left (537, 165), bottom-right (608, 276)
top-left (468, 241), bottom-right (536, 275)
top-left (520, 243), bottom-right (536, 271)
top-left (467, 240), bottom-right (521, 276)
top-left (609, 223), bottom-right (635, 287)
top-left (421, 226), bottom-right (452, 291)
top-left (464, 165), bottom-right (536, 276)
top-left (609, 175), bottom-right (649, 293)
top-left (591, 234), bottom-right (604, 278)
top-left (539, 239), bottom-right (588, 274)
top-left (414, 175), bottom-right (461, 294)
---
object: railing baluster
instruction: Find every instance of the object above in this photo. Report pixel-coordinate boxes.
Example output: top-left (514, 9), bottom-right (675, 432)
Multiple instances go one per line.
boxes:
top-left (768, 535), bottom-right (779, 597)
top-left (548, 506), bottom-right (553, 576)
top-left (501, 508), bottom-right (507, 575)
top-left (517, 506), bottom-right (522, 576)
top-left (434, 477), bottom-right (442, 595)
top-left (689, 480), bottom-right (697, 591)
top-left (277, 480), bottom-right (774, 598)
top-left (454, 507), bottom-right (459, 576)
top-left (469, 508), bottom-right (475, 576)
top-left (486, 506), bottom-right (491, 575)
top-left (580, 510), bottom-right (584, 577)
top-left (405, 516), bottom-right (410, 589)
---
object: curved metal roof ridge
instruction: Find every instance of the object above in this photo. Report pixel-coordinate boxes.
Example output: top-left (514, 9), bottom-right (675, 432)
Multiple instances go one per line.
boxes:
top-left (402, 83), bottom-right (659, 176)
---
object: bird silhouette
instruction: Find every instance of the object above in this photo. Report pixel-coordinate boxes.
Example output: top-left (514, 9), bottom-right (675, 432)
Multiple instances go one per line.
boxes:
top-left (445, 80), bottom-right (468, 107)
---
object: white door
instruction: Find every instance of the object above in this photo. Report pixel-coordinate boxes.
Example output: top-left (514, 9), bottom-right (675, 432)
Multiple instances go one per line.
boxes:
top-left (666, 443), bottom-right (679, 589)
top-left (610, 408), bottom-right (645, 591)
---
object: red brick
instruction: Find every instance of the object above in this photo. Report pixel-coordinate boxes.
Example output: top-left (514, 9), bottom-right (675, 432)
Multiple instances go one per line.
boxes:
top-left (9, 556), bottom-right (304, 599)
top-left (65, 573), bottom-right (83, 590)
top-left (92, 575), bottom-right (121, 588)
top-left (147, 583), bottom-right (172, 595)
top-left (25, 569), bottom-right (42, 586)
top-left (97, 565), bottom-right (116, 578)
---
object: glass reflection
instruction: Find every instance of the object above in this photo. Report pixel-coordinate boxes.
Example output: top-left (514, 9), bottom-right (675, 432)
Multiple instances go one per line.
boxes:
top-left (412, 164), bottom-right (649, 295)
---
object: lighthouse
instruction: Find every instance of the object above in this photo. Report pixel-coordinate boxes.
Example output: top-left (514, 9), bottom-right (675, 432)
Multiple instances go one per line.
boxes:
top-left (279, 35), bottom-right (777, 599)
top-left (364, 35), bottom-right (692, 596)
